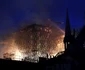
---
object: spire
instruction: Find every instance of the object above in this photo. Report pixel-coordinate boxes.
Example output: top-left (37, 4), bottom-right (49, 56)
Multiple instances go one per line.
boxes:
top-left (65, 8), bottom-right (71, 37)
top-left (64, 8), bottom-right (72, 51)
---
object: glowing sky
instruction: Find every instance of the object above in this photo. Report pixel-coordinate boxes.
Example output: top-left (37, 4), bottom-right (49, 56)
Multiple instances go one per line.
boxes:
top-left (0, 0), bottom-right (85, 35)
top-left (0, 0), bottom-right (85, 60)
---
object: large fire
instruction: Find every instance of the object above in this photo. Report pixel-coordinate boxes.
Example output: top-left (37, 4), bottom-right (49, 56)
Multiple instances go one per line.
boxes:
top-left (0, 20), bottom-right (65, 62)
top-left (3, 39), bottom-right (25, 61)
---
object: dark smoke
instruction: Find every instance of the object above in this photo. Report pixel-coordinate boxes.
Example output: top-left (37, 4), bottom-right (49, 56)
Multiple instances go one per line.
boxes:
top-left (14, 19), bottom-right (64, 57)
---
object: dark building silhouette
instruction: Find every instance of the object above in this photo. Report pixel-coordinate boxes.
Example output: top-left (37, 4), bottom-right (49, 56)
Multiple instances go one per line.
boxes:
top-left (64, 9), bottom-right (85, 64)
top-left (64, 9), bottom-right (75, 52)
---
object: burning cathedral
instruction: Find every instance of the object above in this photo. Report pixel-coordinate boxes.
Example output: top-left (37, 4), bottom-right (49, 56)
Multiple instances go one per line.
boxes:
top-left (3, 8), bottom-right (85, 63)
top-left (3, 19), bottom-right (64, 62)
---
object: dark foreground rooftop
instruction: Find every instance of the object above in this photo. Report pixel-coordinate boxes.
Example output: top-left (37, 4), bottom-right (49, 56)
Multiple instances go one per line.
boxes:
top-left (0, 53), bottom-right (84, 70)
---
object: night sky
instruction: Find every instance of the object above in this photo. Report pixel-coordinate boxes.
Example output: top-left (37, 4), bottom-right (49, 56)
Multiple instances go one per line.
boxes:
top-left (0, 0), bottom-right (85, 36)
